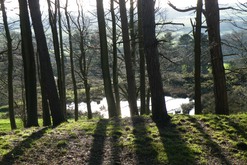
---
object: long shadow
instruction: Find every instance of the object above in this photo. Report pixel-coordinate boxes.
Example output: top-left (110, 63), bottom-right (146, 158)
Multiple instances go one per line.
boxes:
top-left (0, 127), bottom-right (49, 165)
top-left (227, 118), bottom-right (247, 151)
top-left (88, 119), bottom-right (109, 165)
top-left (131, 116), bottom-right (158, 164)
top-left (187, 116), bottom-right (232, 165)
top-left (110, 117), bottom-right (121, 164)
top-left (228, 118), bottom-right (247, 141)
top-left (156, 120), bottom-right (197, 165)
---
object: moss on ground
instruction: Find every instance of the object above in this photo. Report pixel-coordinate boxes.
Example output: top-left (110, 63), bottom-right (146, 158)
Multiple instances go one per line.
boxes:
top-left (0, 114), bottom-right (247, 164)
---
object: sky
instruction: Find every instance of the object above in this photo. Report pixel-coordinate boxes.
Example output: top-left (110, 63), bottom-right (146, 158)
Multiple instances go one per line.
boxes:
top-left (2, 0), bottom-right (247, 35)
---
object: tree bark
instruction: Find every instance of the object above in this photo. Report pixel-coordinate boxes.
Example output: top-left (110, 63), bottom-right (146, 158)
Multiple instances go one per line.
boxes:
top-left (28, 0), bottom-right (65, 126)
top-left (96, 0), bottom-right (117, 118)
top-left (111, 0), bottom-right (121, 117)
top-left (65, 0), bottom-right (79, 121)
top-left (205, 0), bottom-right (229, 115)
top-left (57, 0), bottom-right (67, 119)
top-left (1, 0), bottom-right (17, 130)
top-left (194, 0), bottom-right (202, 114)
top-left (119, 0), bottom-right (139, 116)
top-left (142, 0), bottom-right (170, 122)
top-left (138, 0), bottom-right (146, 115)
top-left (19, 0), bottom-right (39, 127)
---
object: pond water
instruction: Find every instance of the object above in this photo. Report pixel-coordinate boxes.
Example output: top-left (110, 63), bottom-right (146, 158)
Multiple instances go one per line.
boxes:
top-left (67, 96), bottom-right (195, 118)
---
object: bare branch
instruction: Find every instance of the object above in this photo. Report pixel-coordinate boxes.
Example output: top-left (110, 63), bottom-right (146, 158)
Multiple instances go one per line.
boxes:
top-left (168, 1), bottom-right (197, 12)
top-left (156, 22), bottom-right (184, 26)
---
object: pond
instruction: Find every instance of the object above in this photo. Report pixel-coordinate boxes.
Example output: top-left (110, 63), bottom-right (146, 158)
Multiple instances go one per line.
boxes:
top-left (67, 96), bottom-right (195, 118)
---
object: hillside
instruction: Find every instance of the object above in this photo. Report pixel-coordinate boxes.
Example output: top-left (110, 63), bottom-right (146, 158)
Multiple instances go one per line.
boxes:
top-left (1, 114), bottom-right (247, 165)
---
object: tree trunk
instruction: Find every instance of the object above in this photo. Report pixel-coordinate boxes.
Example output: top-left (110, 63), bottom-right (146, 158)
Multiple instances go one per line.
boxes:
top-left (194, 0), bottom-right (202, 114)
top-left (65, 0), bottom-right (79, 121)
top-left (1, 0), bottom-right (17, 130)
top-left (204, 0), bottom-right (229, 115)
top-left (28, 0), bottom-right (65, 126)
top-left (57, 0), bottom-right (67, 119)
top-left (36, 52), bottom-right (51, 126)
top-left (138, 0), bottom-right (146, 115)
top-left (19, 0), bottom-right (39, 127)
top-left (142, 0), bottom-right (170, 122)
top-left (111, 0), bottom-right (121, 117)
top-left (96, 0), bottom-right (117, 118)
top-left (119, 0), bottom-right (139, 116)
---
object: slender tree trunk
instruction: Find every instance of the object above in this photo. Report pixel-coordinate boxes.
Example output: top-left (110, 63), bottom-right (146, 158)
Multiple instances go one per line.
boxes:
top-left (142, 0), bottom-right (170, 122)
top-left (130, 0), bottom-right (136, 75)
top-left (36, 52), bottom-right (51, 126)
top-left (111, 0), bottom-right (121, 117)
top-left (57, 0), bottom-right (67, 119)
top-left (138, 0), bottom-right (146, 115)
top-left (47, 0), bottom-right (66, 120)
top-left (79, 34), bottom-right (92, 119)
top-left (65, 0), bottom-right (79, 121)
top-left (194, 0), bottom-right (202, 114)
top-left (1, 0), bottom-right (17, 130)
top-left (19, 0), bottom-right (39, 127)
top-left (28, 0), bottom-right (65, 126)
top-left (96, 0), bottom-right (117, 118)
top-left (119, 0), bottom-right (139, 116)
top-left (204, 0), bottom-right (229, 115)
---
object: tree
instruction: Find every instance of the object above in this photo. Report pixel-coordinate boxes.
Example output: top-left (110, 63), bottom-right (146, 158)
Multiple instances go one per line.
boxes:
top-left (204, 0), bottom-right (229, 115)
top-left (57, 0), bottom-right (67, 118)
top-left (142, 0), bottom-right (170, 122)
top-left (194, 0), bottom-right (203, 114)
top-left (28, 0), bottom-right (66, 126)
top-left (138, 0), bottom-right (147, 115)
top-left (110, 0), bottom-right (121, 116)
top-left (64, 0), bottom-right (79, 121)
top-left (0, 0), bottom-right (17, 129)
top-left (119, 0), bottom-right (139, 116)
top-left (47, 0), bottom-right (67, 119)
top-left (168, 0), bottom-right (229, 115)
top-left (96, 0), bottom-right (117, 117)
top-left (18, 0), bottom-right (39, 127)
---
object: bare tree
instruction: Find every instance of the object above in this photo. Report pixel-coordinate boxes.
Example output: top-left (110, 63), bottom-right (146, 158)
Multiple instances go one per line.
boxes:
top-left (138, 0), bottom-right (147, 115)
top-left (0, 0), bottom-right (17, 129)
top-left (194, 0), bottom-right (203, 114)
top-left (142, 0), bottom-right (170, 122)
top-left (96, 0), bottom-right (117, 117)
top-left (119, 0), bottom-right (139, 116)
top-left (64, 0), bottom-right (79, 121)
top-left (18, 0), bottom-right (38, 127)
top-left (28, 0), bottom-right (66, 126)
top-left (204, 0), bottom-right (229, 115)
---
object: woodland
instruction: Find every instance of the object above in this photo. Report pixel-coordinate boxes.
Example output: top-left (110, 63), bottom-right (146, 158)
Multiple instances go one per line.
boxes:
top-left (1, 0), bottom-right (247, 164)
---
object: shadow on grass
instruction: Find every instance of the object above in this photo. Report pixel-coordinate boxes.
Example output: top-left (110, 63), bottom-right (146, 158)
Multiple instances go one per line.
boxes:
top-left (0, 127), bottom-right (49, 164)
top-left (228, 118), bottom-right (247, 141)
top-left (156, 120), bottom-right (197, 165)
top-left (187, 116), bottom-right (232, 165)
top-left (132, 116), bottom-right (158, 164)
top-left (88, 119), bottom-right (109, 165)
top-left (110, 118), bottom-right (121, 164)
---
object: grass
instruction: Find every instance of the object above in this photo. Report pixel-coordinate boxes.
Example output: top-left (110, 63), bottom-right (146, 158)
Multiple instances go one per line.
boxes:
top-left (0, 114), bottom-right (247, 164)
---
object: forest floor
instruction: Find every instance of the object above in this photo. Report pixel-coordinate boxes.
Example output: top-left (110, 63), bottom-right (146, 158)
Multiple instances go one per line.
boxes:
top-left (1, 114), bottom-right (247, 165)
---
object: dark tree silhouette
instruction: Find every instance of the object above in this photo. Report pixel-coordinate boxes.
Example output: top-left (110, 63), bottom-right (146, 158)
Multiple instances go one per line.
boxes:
top-left (96, 0), bottom-right (117, 117)
top-left (28, 0), bottom-right (66, 126)
top-left (19, 0), bottom-right (38, 127)
top-left (142, 0), bottom-right (170, 122)
top-left (0, 0), bottom-right (17, 129)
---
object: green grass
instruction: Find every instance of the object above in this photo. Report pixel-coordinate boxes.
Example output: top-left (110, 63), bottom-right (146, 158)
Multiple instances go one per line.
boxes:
top-left (1, 114), bottom-right (247, 164)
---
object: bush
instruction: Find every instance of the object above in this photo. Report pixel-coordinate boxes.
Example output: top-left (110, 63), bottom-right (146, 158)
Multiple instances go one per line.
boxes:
top-left (181, 102), bottom-right (194, 114)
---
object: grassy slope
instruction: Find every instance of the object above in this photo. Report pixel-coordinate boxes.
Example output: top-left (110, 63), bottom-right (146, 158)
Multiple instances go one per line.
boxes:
top-left (0, 114), bottom-right (247, 165)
